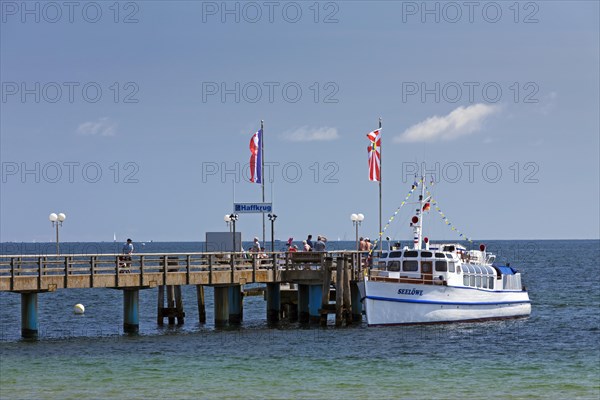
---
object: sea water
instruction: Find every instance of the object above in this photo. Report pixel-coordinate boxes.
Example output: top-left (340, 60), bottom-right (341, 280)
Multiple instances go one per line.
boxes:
top-left (1, 240), bottom-right (598, 399)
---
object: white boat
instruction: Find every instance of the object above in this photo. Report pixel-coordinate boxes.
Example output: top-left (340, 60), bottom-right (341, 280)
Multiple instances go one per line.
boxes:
top-left (358, 179), bottom-right (531, 326)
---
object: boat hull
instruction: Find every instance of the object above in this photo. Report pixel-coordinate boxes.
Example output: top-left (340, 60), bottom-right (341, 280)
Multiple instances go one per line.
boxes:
top-left (358, 279), bottom-right (531, 326)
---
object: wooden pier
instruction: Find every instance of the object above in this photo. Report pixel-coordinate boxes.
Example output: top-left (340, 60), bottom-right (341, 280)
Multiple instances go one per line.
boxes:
top-left (0, 251), bottom-right (366, 338)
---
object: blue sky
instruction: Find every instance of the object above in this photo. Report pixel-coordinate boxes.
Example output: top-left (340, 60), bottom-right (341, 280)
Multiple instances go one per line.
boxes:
top-left (1, 1), bottom-right (598, 243)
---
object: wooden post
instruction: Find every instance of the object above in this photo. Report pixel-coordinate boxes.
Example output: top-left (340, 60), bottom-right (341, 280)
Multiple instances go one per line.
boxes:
top-left (335, 257), bottom-right (344, 327)
top-left (196, 285), bottom-right (206, 323)
top-left (174, 285), bottom-right (185, 325)
top-left (343, 256), bottom-right (352, 325)
top-left (157, 285), bottom-right (165, 325)
top-left (298, 284), bottom-right (309, 323)
top-left (350, 281), bottom-right (363, 322)
top-left (167, 285), bottom-right (175, 325)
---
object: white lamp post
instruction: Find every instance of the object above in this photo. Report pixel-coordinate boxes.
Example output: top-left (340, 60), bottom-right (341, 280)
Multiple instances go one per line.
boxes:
top-left (350, 213), bottom-right (364, 251)
top-left (49, 212), bottom-right (66, 255)
top-left (224, 214), bottom-right (232, 232)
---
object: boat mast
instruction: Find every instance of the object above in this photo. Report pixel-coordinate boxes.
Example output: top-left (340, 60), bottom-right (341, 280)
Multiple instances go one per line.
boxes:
top-left (412, 176), bottom-right (426, 250)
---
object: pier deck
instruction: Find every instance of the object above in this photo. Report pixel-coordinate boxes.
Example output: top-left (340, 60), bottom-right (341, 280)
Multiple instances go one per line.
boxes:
top-left (0, 251), bottom-right (367, 337)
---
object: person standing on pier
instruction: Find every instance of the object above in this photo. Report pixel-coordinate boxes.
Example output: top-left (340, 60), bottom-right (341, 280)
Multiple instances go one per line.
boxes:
top-left (306, 234), bottom-right (314, 249)
top-left (120, 238), bottom-right (134, 270)
top-left (251, 237), bottom-right (261, 254)
top-left (359, 237), bottom-right (367, 251)
top-left (314, 236), bottom-right (327, 252)
top-left (122, 238), bottom-right (134, 255)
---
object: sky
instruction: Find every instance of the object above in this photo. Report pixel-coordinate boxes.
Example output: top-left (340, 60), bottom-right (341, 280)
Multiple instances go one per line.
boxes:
top-left (1, 0), bottom-right (599, 243)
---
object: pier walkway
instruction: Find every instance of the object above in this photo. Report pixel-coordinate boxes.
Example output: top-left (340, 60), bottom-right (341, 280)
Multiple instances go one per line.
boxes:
top-left (0, 251), bottom-right (367, 338)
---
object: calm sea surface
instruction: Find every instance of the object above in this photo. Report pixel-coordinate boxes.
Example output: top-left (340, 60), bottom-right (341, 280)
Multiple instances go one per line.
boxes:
top-left (1, 240), bottom-right (599, 399)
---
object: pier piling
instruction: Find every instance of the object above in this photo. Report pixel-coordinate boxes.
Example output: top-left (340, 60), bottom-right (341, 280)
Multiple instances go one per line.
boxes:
top-left (123, 289), bottom-right (139, 333)
top-left (196, 285), bottom-right (206, 324)
top-left (266, 283), bottom-right (280, 323)
top-left (298, 284), bottom-right (309, 323)
top-left (335, 257), bottom-right (345, 327)
top-left (343, 256), bottom-right (353, 325)
top-left (21, 292), bottom-right (38, 338)
top-left (157, 285), bottom-right (185, 326)
top-left (214, 286), bottom-right (229, 327)
top-left (309, 285), bottom-right (322, 324)
top-left (228, 285), bottom-right (243, 324)
top-left (350, 281), bottom-right (363, 322)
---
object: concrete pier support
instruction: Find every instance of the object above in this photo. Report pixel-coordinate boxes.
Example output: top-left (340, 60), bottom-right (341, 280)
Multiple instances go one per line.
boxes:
top-left (350, 281), bottom-right (363, 322)
top-left (214, 286), bottom-right (229, 327)
top-left (228, 285), bottom-right (243, 325)
top-left (308, 285), bottom-right (322, 324)
top-left (123, 289), bottom-right (139, 333)
top-left (266, 283), bottom-right (280, 323)
top-left (21, 292), bottom-right (38, 338)
top-left (196, 285), bottom-right (206, 324)
top-left (298, 284), bottom-right (310, 323)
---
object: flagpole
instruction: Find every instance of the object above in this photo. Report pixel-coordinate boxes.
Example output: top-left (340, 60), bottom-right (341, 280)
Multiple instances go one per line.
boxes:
top-left (261, 119), bottom-right (265, 250)
top-left (378, 117), bottom-right (382, 244)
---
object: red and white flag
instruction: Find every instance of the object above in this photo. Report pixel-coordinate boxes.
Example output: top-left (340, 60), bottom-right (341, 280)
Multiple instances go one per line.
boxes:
top-left (249, 129), bottom-right (263, 183)
top-left (367, 128), bottom-right (381, 181)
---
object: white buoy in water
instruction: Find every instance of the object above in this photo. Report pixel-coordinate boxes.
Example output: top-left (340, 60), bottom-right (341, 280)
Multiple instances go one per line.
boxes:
top-left (74, 304), bottom-right (85, 314)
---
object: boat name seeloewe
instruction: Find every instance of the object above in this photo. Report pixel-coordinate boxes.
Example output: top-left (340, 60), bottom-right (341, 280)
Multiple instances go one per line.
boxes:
top-left (397, 288), bottom-right (424, 296)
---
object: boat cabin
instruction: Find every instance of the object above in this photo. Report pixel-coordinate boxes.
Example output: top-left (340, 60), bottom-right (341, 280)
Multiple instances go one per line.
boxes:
top-left (374, 245), bottom-right (522, 291)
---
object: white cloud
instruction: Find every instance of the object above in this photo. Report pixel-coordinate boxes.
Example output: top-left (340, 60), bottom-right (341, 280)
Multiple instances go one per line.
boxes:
top-left (76, 117), bottom-right (117, 137)
top-left (394, 104), bottom-right (499, 143)
top-left (282, 126), bottom-right (339, 142)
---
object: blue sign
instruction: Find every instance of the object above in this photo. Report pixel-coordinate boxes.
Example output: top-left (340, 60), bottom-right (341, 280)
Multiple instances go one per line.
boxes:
top-left (234, 202), bottom-right (273, 214)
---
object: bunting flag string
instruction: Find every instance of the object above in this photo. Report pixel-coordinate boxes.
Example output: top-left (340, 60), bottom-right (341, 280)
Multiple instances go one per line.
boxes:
top-left (369, 178), bottom-right (422, 255)
top-left (426, 189), bottom-right (474, 243)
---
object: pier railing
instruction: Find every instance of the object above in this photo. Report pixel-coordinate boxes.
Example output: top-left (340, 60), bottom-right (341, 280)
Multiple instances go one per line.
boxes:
top-left (0, 251), bottom-right (370, 292)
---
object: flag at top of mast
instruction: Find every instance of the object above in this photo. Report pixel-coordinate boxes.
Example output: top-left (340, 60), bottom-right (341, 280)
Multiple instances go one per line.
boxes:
top-left (367, 128), bottom-right (382, 182)
top-left (249, 128), bottom-right (263, 183)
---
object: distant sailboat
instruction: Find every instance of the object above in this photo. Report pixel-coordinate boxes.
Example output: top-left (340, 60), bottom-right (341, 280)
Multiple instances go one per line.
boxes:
top-left (113, 233), bottom-right (117, 243)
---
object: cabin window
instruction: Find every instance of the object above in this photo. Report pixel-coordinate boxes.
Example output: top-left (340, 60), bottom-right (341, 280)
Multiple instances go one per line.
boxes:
top-left (380, 253), bottom-right (388, 259)
top-left (443, 245), bottom-right (455, 252)
top-left (435, 260), bottom-right (447, 272)
top-left (470, 275), bottom-right (475, 286)
top-left (475, 276), bottom-right (481, 287)
top-left (389, 251), bottom-right (402, 258)
top-left (456, 265), bottom-right (461, 273)
top-left (482, 277), bottom-right (488, 289)
top-left (463, 275), bottom-right (469, 286)
top-left (404, 251), bottom-right (418, 258)
top-left (388, 261), bottom-right (401, 272)
top-left (402, 260), bottom-right (419, 272)
top-left (435, 253), bottom-right (445, 258)
top-left (421, 251), bottom-right (433, 258)
top-left (448, 262), bottom-right (455, 272)
top-left (473, 265), bottom-right (482, 274)
top-left (421, 261), bottom-right (432, 273)
top-left (445, 254), bottom-right (453, 259)
top-left (489, 277), bottom-right (494, 289)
